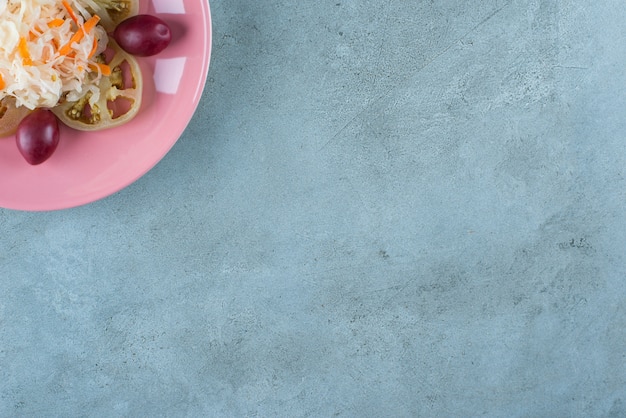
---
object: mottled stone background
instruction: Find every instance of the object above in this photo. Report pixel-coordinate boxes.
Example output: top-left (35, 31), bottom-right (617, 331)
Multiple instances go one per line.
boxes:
top-left (1, 0), bottom-right (625, 416)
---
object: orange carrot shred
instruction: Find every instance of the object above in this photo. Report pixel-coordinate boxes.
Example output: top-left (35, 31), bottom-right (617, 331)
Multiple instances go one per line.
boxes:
top-left (18, 37), bottom-right (32, 65)
top-left (48, 18), bottom-right (65, 28)
top-left (59, 31), bottom-right (82, 55)
top-left (62, 0), bottom-right (79, 25)
top-left (83, 15), bottom-right (100, 32)
top-left (59, 15), bottom-right (101, 56)
top-left (0, 73), bottom-right (5, 90)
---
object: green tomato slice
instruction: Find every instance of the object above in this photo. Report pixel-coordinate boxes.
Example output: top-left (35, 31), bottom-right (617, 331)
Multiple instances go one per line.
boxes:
top-left (85, 0), bottom-right (139, 31)
top-left (52, 43), bottom-right (143, 131)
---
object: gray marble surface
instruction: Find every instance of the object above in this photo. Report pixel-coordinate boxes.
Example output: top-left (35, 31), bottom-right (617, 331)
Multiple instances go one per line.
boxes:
top-left (2, 0), bottom-right (626, 416)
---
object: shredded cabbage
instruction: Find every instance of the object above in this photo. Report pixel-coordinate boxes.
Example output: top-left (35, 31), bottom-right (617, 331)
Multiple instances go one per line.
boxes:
top-left (0, 0), bottom-right (109, 109)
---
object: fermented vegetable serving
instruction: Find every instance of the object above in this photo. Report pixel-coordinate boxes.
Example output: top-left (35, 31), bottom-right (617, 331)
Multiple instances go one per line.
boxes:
top-left (0, 0), bottom-right (171, 164)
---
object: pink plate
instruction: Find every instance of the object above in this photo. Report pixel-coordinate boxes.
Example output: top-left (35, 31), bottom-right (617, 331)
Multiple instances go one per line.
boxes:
top-left (0, 0), bottom-right (212, 211)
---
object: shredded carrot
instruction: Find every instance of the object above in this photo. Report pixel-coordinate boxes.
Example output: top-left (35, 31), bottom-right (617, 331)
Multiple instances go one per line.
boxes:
top-left (62, 0), bottom-right (79, 26)
top-left (18, 37), bottom-right (32, 65)
top-left (83, 15), bottom-right (101, 33)
top-left (48, 18), bottom-right (65, 28)
top-left (2, 0), bottom-right (109, 109)
top-left (59, 32), bottom-right (81, 55)
top-left (28, 30), bottom-right (40, 41)
top-left (58, 15), bottom-right (100, 56)
top-left (89, 62), bottom-right (111, 76)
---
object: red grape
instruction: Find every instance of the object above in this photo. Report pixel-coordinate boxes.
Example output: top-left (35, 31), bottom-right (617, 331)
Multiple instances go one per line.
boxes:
top-left (113, 15), bottom-right (172, 57)
top-left (16, 109), bottom-right (60, 165)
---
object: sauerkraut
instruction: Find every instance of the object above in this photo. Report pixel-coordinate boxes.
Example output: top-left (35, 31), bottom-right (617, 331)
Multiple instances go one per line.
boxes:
top-left (0, 0), bottom-right (110, 110)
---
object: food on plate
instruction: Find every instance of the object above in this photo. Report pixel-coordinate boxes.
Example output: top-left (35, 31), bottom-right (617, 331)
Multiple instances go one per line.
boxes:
top-left (83, 0), bottom-right (139, 32)
top-left (0, 0), bottom-right (172, 164)
top-left (16, 108), bottom-right (60, 165)
top-left (52, 40), bottom-right (143, 130)
top-left (0, 0), bottom-right (113, 110)
top-left (113, 15), bottom-right (172, 57)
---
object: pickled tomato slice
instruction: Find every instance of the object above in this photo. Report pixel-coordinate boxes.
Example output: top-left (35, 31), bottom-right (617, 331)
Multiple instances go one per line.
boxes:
top-left (52, 41), bottom-right (143, 131)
